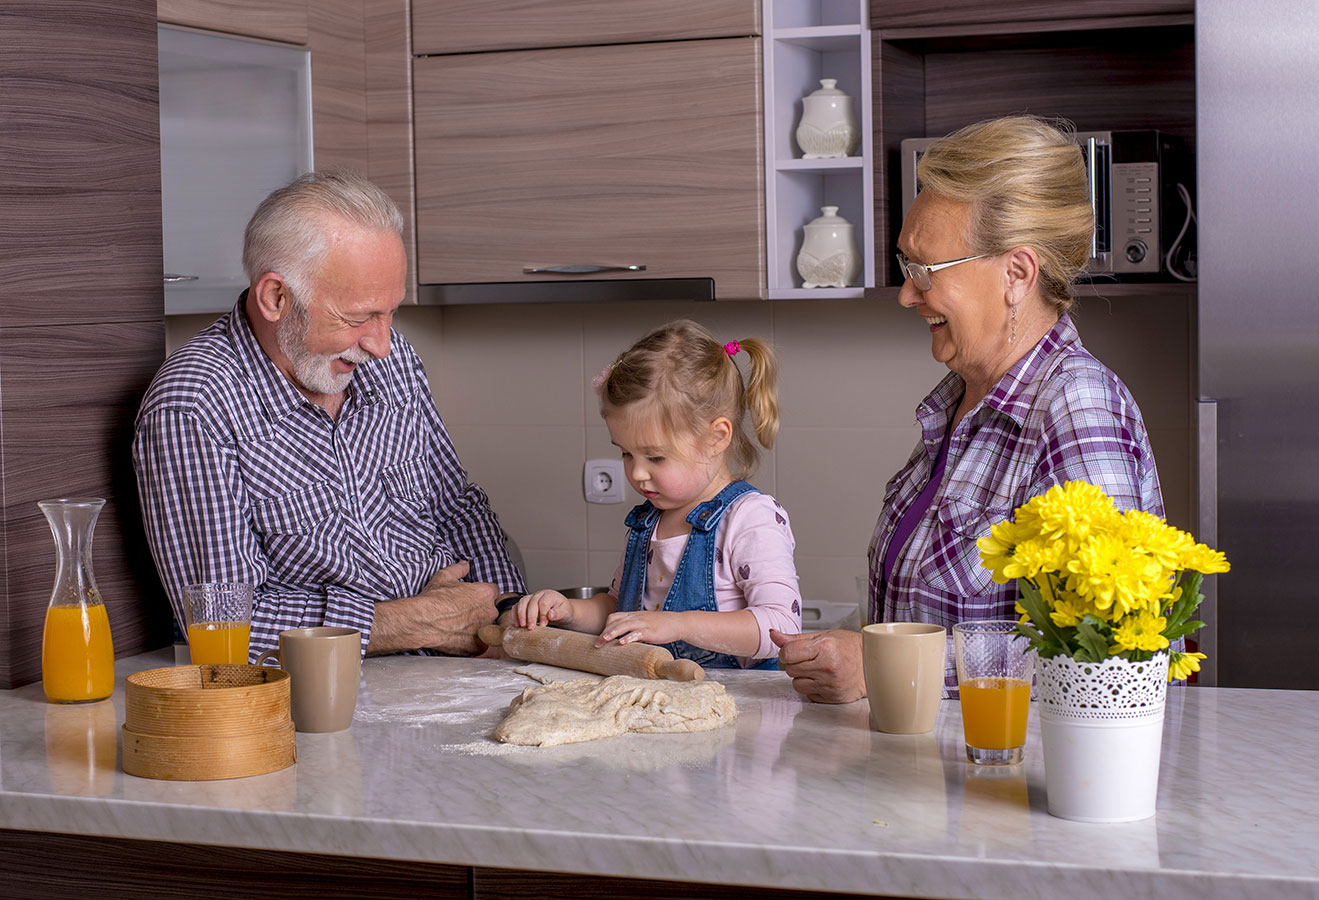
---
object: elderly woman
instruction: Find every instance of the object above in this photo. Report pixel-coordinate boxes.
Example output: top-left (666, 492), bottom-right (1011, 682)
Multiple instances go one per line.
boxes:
top-left (772, 116), bottom-right (1164, 701)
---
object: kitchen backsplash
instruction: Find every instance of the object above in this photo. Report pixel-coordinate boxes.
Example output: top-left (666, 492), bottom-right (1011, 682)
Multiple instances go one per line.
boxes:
top-left (166, 291), bottom-right (1191, 621)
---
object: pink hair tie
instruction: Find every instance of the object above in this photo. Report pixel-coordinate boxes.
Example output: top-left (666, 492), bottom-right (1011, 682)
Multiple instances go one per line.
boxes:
top-left (590, 361), bottom-right (615, 395)
top-left (723, 340), bottom-right (741, 358)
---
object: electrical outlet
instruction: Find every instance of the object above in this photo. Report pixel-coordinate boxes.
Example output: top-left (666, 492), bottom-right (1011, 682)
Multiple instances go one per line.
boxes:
top-left (583, 459), bottom-right (625, 504)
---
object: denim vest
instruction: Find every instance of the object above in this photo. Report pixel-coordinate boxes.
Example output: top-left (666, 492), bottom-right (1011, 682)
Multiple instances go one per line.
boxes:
top-left (617, 479), bottom-right (778, 670)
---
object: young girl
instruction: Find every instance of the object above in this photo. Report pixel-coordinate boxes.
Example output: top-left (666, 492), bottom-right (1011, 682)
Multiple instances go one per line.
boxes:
top-left (512, 319), bottom-right (802, 668)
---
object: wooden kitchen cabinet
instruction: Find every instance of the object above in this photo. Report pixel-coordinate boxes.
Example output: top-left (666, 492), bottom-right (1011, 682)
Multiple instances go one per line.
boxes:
top-left (870, 0), bottom-right (1191, 29)
top-left (412, 0), bottom-right (759, 54)
top-left (414, 37), bottom-right (765, 300)
top-left (157, 0), bottom-right (308, 45)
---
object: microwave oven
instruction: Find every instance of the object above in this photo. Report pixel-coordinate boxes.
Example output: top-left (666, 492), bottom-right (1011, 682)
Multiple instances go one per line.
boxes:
top-left (899, 130), bottom-right (1193, 278)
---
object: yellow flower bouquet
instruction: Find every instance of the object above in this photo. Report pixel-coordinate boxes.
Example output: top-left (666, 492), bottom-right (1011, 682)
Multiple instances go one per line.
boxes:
top-left (977, 481), bottom-right (1229, 682)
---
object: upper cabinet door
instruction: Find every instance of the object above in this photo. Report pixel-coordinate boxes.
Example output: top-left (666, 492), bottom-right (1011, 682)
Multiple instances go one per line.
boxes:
top-left (414, 38), bottom-right (765, 300)
top-left (157, 0), bottom-right (308, 45)
top-left (413, 0), bottom-right (759, 54)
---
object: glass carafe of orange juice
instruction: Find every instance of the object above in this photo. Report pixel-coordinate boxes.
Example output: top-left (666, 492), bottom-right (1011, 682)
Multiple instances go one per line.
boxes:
top-left (39, 498), bottom-right (115, 703)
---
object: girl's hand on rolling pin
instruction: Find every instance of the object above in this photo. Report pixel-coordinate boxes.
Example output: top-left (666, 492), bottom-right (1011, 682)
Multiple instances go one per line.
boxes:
top-left (596, 610), bottom-right (681, 648)
top-left (515, 590), bottom-right (573, 629)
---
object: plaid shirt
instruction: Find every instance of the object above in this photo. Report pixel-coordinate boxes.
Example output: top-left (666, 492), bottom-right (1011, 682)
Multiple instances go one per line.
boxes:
top-left (867, 315), bottom-right (1163, 690)
top-left (133, 298), bottom-right (524, 658)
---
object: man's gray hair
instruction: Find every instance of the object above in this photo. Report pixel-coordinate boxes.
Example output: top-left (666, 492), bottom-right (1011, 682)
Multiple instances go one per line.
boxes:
top-left (242, 170), bottom-right (404, 300)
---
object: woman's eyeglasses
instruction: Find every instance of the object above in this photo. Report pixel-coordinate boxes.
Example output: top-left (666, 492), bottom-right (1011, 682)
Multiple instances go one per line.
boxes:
top-left (894, 252), bottom-right (986, 291)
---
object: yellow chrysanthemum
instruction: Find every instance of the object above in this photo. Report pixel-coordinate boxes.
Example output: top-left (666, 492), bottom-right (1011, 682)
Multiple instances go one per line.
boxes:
top-left (1118, 510), bottom-right (1194, 573)
top-left (1021, 481), bottom-right (1123, 553)
top-left (977, 520), bottom-right (1025, 584)
top-left (1047, 594), bottom-right (1088, 627)
top-left (1179, 542), bottom-right (1232, 574)
top-left (977, 481), bottom-right (1227, 671)
top-left (1109, 610), bottom-right (1169, 653)
top-left (1168, 651), bottom-right (1207, 681)
top-left (1065, 533), bottom-right (1151, 620)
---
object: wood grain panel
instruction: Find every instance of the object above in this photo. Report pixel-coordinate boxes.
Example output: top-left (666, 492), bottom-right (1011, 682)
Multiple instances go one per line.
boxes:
top-left (0, 1), bottom-right (162, 327)
top-left (473, 867), bottom-right (914, 899)
top-left (0, 322), bottom-right (171, 689)
top-left (0, 830), bottom-right (468, 900)
top-left (365, 0), bottom-right (417, 304)
top-left (870, 0), bottom-right (1192, 28)
top-left (157, 0), bottom-right (308, 45)
top-left (915, 26), bottom-right (1195, 149)
top-left (308, 0), bottom-right (370, 174)
top-left (873, 36), bottom-right (925, 288)
top-left (413, 0), bottom-right (759, 55)
top-left (414, 39), bottom-right (765, 300)
top-left (0, 830), bottom-right (897, 900)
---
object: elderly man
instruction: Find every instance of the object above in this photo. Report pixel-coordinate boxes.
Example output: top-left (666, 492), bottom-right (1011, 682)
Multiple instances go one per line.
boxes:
top-left (134, 171), bottom-right (524, 658)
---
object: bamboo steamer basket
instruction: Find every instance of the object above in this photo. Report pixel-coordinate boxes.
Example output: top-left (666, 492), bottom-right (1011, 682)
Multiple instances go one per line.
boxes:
top-left (122, 664), bottom-right (296, 780)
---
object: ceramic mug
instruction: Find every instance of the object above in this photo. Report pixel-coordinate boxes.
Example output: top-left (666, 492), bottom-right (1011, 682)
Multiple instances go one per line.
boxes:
top-left (256, 626), bottom-right (361, 733)
top-left (861, 623), bottom-right (947, 734)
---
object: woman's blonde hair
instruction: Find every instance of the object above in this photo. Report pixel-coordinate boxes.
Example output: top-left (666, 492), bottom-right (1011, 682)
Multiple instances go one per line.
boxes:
top-left (598, 319), bottom-right (779, 481)
top-left (915, 115), bottom-right (1093, 312)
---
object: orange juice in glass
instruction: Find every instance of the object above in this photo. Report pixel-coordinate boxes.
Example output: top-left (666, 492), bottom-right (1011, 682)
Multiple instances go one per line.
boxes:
top-left (184, 582), bottom-right (254, 665)
top-left (953, 620), bottom-right (1033, 765)
top-left (42, 603), bottom-right (115, 703)
top-left (186, 621), bottom-right (252, 665)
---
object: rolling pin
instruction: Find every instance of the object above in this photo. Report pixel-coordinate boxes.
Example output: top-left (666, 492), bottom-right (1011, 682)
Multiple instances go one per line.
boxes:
top-left (479, 625), bottom-right (704, 682)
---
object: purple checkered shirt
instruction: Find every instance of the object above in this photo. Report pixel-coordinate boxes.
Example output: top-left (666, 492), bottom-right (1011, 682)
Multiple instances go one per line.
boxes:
top-left (133, 298), bottom-right (525, 659)
top-left (867, 314), bottom-right (1164, 693)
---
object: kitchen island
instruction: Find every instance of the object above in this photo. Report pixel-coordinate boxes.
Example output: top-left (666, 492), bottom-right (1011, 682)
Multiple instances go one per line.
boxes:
top-left (1, 649), bottom-right (1317, 899)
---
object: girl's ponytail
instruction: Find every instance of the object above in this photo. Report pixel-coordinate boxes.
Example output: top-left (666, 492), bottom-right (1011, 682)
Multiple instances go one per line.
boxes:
top-left (735, 337), bottom-right (779, 451)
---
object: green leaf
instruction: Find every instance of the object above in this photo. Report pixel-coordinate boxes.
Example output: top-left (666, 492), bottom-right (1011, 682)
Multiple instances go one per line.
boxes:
top-left (1164, 619), bottom-right (1206, 641)
top-left (1167, 571), bottom-right (1204, 626)
top-left (1074, 620), bottom-right (1110, 662)
top-left (1016, 580), bottom-right (1070, 649)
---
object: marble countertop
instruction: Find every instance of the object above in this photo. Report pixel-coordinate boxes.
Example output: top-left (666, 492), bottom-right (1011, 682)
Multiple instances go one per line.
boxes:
top-left (3, 648), bottom-right (1318, 899)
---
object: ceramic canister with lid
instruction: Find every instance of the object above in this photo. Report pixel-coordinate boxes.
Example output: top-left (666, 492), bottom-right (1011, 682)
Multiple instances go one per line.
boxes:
top-left (795, 78), bottom-right (860, 159)
top-left (796, 206), bottom-right (861, 288)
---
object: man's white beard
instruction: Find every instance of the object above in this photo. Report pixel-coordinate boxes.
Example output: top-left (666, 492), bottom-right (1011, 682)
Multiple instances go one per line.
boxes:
top-left (276, 299), bottom-right (371, 395)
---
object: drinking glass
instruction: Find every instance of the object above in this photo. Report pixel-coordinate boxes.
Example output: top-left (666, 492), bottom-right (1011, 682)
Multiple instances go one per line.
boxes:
top-left (184, 582), bottom-right (254, 665)
top-left (953, 620), bottom-right (1033, 765)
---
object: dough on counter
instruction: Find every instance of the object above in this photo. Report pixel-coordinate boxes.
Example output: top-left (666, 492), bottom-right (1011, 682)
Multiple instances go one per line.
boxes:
top-left (513, 663), bottom-right (603, 685)
top-left (493, 675), bottom-right (737, 747)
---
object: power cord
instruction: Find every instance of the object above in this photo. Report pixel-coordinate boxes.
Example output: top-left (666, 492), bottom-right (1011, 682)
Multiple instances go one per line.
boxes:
top-left (1165, 183), bottom-right (1197, 282)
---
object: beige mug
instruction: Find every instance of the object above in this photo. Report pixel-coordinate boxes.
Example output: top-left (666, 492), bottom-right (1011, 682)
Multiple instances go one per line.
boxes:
top-left (862, 622), bottom-right (947, 734)
top-left (256, 627), bottom-right (362, 733)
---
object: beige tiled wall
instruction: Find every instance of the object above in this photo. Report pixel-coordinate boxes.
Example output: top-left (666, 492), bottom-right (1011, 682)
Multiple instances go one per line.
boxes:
top-left (168, 292), bottom-right (1193, 616)
top-left (384, 290), bottom-right (1194, 614)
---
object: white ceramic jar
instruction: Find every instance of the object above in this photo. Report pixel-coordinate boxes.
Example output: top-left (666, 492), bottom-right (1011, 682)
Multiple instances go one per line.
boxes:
top-left (796, 206), bottom-right (861, 288)
top-left (795, 78), bottom-right (860, 159)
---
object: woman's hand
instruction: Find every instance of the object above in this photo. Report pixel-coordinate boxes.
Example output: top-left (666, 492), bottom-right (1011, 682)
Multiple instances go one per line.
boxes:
top-left (514, 590), bottom-right (574, 629)
top-left (770, 628), bottom-right (866, 703)
top-left (596, 610), bottom-right (683, 648)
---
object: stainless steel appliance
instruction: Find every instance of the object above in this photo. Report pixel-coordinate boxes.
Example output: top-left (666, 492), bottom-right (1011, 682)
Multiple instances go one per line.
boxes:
top-left (1197, 0), bottom-right (1319, 689)
top-left (899, 130), bottom-right (1194, 280)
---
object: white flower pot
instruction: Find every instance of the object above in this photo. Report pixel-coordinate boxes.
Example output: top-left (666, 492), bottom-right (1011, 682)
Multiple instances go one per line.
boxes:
top-left (1035, 653), bottom-right (1169, 823)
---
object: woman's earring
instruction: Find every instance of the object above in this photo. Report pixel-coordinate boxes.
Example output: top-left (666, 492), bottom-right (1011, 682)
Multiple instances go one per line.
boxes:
top-left (1009, 304), bottom-right (1018, 345)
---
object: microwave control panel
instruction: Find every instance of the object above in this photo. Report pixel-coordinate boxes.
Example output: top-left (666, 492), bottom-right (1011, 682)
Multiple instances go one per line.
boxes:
top-left (1110, 161), bottom-right (1161, 273)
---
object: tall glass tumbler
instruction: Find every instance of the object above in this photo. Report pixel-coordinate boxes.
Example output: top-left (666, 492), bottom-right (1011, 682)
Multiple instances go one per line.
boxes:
top-left (184, 582), bottom-right (254, 665)
top-left (953, 620), bottom-right (1033, 765)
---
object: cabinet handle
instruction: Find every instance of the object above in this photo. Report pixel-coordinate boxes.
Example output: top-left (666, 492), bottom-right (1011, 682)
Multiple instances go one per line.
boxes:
top-left (522, 264), bottom-right (647, 275)
top-left (163, 273), bottom-right (199, 283)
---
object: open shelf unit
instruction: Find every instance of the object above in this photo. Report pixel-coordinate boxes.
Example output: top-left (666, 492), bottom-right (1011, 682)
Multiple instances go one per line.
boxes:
top-left (762, 0), bottom-right (875, 300)
top-left (870, 4), bottom-right (1195, 292)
